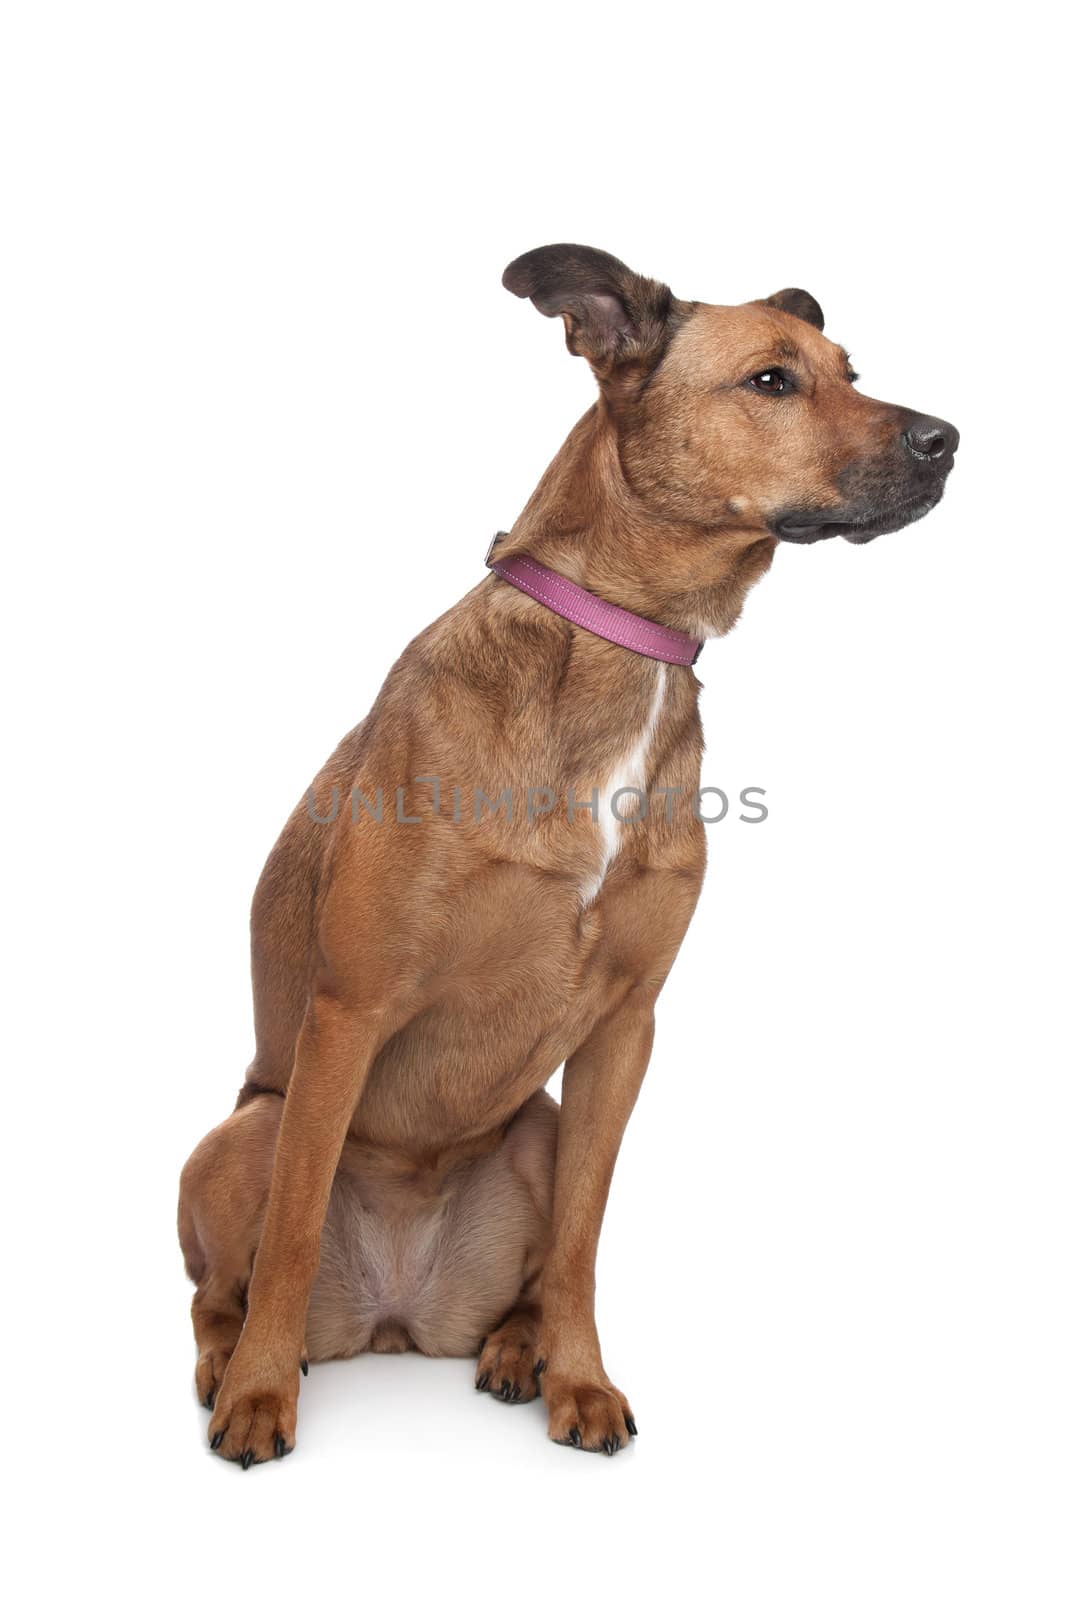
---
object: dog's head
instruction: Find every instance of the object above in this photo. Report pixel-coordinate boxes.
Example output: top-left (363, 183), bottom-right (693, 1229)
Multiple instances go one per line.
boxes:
top-left (503, 244), bottom-right (958, 550)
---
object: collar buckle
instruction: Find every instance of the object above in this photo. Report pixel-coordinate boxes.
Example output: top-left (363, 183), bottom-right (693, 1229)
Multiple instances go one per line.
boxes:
top-left (484, 530), bottom-right (507, 566)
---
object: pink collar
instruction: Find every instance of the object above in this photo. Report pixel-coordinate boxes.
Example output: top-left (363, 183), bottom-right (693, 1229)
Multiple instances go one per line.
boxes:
top-left (485, 542), bottom-right (703, 667)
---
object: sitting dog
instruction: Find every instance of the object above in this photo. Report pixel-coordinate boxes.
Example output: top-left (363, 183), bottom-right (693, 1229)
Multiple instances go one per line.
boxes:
top-left (179, 244), bottom-right (958, 1465)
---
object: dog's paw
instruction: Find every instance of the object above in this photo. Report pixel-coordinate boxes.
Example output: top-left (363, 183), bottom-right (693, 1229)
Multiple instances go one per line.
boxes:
top-left (474, 1309), bottom-right (543, 1404)
top-left (195, 1344), bottom-right (235, 1412)
top-left (207, 1354), bottom-right (301, 1467)
top-left (542, 1371), bottom-right (637, 1456)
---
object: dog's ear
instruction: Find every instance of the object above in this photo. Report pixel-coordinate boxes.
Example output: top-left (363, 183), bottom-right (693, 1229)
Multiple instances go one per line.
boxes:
top-left (502, 244), bottom-right (679, 378)
top-left (761, 287), bottom-right (825, 332)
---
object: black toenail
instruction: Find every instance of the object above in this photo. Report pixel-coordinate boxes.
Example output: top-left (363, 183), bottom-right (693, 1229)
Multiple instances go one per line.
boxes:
top-left (300, 1358), bottom-right (309, 1376)
top-left (203, 1389), bottom-right (215, 1410)
top-left (475, 1373), bottom-right (490, 1391)
top-left (274, 1434), bottom-right (286, 1459)
top-left (569, 1426), bottom-right (581, 1447)
top-left (210, 1431), bottom-right (225, 1451)
top-left (533, 1358), bottom-right (546, 1377)
top-left (240, 1449), bottom-right (254, 1470)
top-left (625, 1414), bottom-right (638, 1436)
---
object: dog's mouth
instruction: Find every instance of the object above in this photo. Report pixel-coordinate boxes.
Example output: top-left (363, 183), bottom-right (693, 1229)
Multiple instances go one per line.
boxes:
top-left (774, 467), bottom-right (951, 547)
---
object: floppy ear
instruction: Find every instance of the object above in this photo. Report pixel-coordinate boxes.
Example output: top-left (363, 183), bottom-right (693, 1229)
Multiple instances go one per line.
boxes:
top-left (762, 287), bottom-right (825, 331)
top-left (502, 243), bottom-right (679, 378)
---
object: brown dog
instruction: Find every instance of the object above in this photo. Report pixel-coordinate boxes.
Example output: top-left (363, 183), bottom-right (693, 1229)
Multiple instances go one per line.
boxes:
top-left (178, 244), bottom-right (957, 1465)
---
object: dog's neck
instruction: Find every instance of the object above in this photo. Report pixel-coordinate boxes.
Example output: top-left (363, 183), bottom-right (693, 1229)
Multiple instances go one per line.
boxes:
top-left (422, 403), bottom-right (773, 785)
top-left (496, 404), bottom-right (777, 639)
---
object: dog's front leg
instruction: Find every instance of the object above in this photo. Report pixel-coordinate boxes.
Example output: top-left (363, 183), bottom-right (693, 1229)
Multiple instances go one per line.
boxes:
top-left (539, 989), bottom-right (654, 1454)
top-left (206, 991), bottom-right (386, 1466)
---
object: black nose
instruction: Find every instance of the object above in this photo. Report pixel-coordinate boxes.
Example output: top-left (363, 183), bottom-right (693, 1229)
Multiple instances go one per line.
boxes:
top-left (904, 414), bottom-right (960, 461)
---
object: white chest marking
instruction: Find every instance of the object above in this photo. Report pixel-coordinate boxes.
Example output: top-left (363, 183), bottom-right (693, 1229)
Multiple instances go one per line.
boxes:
top-left (580, 662), bottom-right (668, 907)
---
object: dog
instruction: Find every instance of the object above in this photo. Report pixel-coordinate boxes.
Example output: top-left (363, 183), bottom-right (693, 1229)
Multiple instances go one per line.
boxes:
top-left (179, 243), bottom-right (958, 1465)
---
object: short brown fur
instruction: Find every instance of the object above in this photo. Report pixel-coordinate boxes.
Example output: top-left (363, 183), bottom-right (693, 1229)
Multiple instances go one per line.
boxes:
top-left (179, 244), bottom-right (956, 1463)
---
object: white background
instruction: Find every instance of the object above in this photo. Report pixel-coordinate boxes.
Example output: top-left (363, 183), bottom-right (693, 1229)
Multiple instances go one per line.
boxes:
top-left (3, 4), bottom-right (1063, 1596)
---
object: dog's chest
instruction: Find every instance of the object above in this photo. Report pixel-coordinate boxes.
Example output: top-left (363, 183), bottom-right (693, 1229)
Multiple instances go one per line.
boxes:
top-left (579, 661), bottom-right (667, 906)
top-left (348, 663), bottom-right (702, 1146)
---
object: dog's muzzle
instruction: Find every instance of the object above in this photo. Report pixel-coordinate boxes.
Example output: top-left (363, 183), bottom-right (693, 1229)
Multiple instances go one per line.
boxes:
top-left (776, 410), bottom-right (959, 546)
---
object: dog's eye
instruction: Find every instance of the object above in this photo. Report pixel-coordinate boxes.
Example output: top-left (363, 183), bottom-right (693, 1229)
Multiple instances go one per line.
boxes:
top-left (846, 369), bottom-right (860, 385)
top-left (748, 368), bottom-right (792, 395)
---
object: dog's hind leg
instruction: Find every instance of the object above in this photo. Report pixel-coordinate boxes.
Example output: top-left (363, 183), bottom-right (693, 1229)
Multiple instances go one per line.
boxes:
top-left (471, 1095), bottom-right (557, 1402)
top-left (177, 1094), bottom-right (282, 1409)
top-left (435, 1089), bottom-right (557, 1404)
